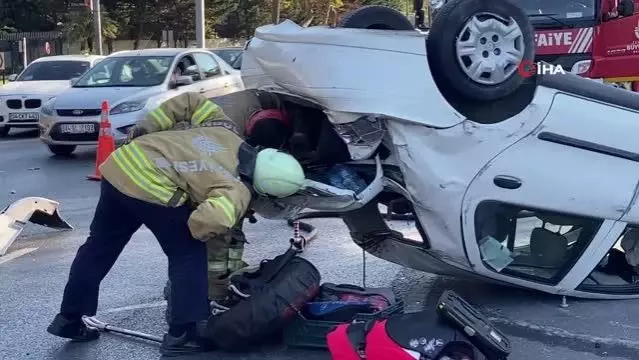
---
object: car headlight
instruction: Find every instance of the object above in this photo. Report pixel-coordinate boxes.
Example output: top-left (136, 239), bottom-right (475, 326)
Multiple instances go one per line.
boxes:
top-left (41, 98), bottom-right (56, 116)
top-left (110, 101), bottom-right (146, 115)
top-left (430, 0), bottom-right (446, 9)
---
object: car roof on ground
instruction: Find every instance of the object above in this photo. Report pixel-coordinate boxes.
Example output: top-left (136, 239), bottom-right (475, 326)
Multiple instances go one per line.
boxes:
top-left (32, 55), bottom-right (104, 63)
top-left (107, 48), bottom-right (206, 57)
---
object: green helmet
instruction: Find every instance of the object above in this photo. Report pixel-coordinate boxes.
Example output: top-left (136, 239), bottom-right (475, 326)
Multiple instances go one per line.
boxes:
top-left (253, 148), bottom-right (305, 198)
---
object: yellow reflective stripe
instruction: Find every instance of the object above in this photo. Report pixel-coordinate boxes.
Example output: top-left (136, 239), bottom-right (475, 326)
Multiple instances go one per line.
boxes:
top-left (190, 101), bottom-right (214, 125)
top-left (208, 262), bottom-right (229, 272)
top-left (228, 248), bottom-right (243, 260)
top-left (176, 191), bottom-right (189, 206)
top-left (112, 145), bottom-right (173, 203)
top-left (207, 196), bottom-right (235, 225)
top-left (127, 143), bottom-right (176, 191)
top-left (149, 108), bottom-right (173, 130)
top-left (191, 101), bottom-right (219, 125)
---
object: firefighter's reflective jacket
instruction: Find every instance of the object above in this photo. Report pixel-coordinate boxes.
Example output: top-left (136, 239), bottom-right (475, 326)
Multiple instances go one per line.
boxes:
top-left (99, 92), bottom-right (252, 241)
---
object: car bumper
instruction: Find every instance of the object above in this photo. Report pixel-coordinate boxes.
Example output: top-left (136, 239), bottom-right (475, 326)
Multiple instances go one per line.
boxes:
top-left (0, 96), bottom-right (48, 128)
top-left (0, 115), bottom-right (39, 128)
top-left (39, 112), bottom-right (132, 146)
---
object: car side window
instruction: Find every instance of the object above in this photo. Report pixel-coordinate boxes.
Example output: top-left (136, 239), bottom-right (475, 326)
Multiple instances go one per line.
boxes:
top-left (175, 55), bottom-right (202, 82)
top-left (193, 53), bottom-right (222, 79)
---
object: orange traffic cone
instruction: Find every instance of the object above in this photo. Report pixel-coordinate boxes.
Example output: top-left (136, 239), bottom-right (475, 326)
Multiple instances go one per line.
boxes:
top-left (87, 100), bottom-right (116, 181)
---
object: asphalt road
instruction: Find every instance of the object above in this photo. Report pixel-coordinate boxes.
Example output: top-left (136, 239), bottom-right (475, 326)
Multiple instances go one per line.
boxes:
top-left (0, 130), bottom-right (637, 360)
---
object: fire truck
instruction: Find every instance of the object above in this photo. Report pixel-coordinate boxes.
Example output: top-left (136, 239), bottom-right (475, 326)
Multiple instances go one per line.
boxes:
top-left (421, 0), bottom-right (639, 91)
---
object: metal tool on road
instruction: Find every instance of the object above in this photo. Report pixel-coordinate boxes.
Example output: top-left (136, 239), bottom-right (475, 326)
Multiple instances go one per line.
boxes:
top-left (82, 316), bottom-right (163, 343)
top-left (0, 197), bottom-right (73, 256)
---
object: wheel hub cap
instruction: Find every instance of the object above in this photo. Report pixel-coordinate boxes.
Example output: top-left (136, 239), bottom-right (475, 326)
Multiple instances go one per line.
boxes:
top-left (455, 13), bottom-right (525, 85)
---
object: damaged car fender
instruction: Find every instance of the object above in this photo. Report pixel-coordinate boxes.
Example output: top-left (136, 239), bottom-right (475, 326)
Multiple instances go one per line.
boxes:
top-left (0, 197), bottom-right (72, 256)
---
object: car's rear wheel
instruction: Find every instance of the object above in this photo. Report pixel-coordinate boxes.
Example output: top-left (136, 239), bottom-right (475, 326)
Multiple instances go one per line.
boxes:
top-left (338, 5), bottom-right (415, 30)
top-left (0, 126), bottom-right (10, 137)
top-left (47, 144), bottom-right (76, 156)
top-left (427, 0), bottom-right (535, 101)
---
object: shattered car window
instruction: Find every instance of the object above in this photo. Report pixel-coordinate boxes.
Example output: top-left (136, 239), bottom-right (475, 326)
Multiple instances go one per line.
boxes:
top-left (475, 201), bottom-right (602, 283)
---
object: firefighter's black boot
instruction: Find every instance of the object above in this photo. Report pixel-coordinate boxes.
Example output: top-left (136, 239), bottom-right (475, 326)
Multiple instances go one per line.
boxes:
top-left (47, 313), bottom-right (100, 342)
top-left (160, 321), bottom-right (213, 357)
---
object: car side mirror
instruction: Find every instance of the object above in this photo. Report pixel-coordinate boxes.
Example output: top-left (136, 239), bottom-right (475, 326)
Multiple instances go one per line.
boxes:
top-left (207, 66), bottom-right (221, 76)
top-left (69, 77), bottom-right (79, 86)
top-left (170, 75), bottom-right (194, 89)
top-left (7, 74), bottom-right (17, 82)
top-left (618, 0), bottom-right (635, 17)
top-left (184, 65), bottom-right (198, 75)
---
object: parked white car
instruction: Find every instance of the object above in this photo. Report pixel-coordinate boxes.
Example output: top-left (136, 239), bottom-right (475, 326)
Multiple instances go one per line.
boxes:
top-left (0, 55), bottom-right (104, 137)
top-left (242, 0), bottom-right (639, 299)
top-left (38, 48), bottom-right (244, 155)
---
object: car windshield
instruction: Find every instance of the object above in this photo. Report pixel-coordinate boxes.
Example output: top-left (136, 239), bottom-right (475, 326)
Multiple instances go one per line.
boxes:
top-left (211, 49), bottom-right (242, 66)
top-left (17, 61), bottom-right (91, 81)
top-left (73, 55), bottom-right (174, 88)
top-left (514, 0), bottom-right (596, 20)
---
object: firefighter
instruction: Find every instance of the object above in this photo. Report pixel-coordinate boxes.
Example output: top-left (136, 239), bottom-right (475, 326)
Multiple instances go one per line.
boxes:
top-left (160, 92), bottom-right (294, 311)
top-left (46, 92), bottom-right (305, 356)
top-left (203, 93), bottom-right (293, 309)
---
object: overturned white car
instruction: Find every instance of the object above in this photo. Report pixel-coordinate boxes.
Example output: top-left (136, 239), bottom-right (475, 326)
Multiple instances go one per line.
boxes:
top-left (240, 0), bottom-right (639, 299)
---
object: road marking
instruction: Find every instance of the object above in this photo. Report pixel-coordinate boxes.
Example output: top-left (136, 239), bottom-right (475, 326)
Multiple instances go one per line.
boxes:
top-left (0, 247), bottom-right (38, 265)
top-left (99, 300), bottom-right (167, 315)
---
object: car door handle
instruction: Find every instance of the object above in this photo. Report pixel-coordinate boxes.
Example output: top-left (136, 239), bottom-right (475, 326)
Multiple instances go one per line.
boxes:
top-left (224, 83), bottom-right (230, 88)
top-left (198, 88), bottom-right (205, 93)
top-left (493, 175), bottom-right (521, 189)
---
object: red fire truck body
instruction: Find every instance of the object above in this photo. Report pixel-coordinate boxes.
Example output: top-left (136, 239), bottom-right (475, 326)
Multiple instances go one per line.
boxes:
top-left (529, 0), bottom-right (639, 91)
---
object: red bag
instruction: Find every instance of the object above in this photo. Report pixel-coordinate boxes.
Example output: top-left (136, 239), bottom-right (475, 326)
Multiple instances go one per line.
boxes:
top-left (326, 323), bottom-right (362, 360)
top-left (327, 314), bottom-right (483, 360)
top-left (366, 320), bottom-right (420, 360)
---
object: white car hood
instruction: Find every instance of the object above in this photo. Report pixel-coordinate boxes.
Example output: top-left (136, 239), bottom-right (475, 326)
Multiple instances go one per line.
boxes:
top-left (241, 20), bottom-right (464, 128)
top-left (0, 80), bottom-right (70, 96)
top-left (54, 86), bottom-right (163, 109)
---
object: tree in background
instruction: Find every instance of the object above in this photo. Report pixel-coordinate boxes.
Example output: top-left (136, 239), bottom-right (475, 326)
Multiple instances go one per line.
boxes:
top-left (62, 7), bottom-right (118, 53)
top-left (2, 0), bottom-right (412, 50)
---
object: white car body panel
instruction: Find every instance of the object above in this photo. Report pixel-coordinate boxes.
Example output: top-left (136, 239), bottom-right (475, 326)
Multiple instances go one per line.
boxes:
top-left (241, 20), bottom-right (463, 128)
top-left (243, 21), bottom-right (639, 299)
top-left (39, 49), bottom-right (244, 146)
top-left (0, 55), bottom-right (104, 130)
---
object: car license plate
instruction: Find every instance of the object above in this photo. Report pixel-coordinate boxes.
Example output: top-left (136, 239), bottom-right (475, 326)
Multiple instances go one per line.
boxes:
top-left (8, 112), bottom-right (39, 121)
top-left (60, 124), bottom-right (96, 134)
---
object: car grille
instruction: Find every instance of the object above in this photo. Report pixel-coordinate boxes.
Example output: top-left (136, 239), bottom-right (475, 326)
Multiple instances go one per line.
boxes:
top-left (7, 99), bottom-right (22, 109)
top-left (56, 109), bottom-right (102, 117)
top-left (24, 99), bottom-right (41, 109)
top-left (49, 123), bottom-right (100, 142)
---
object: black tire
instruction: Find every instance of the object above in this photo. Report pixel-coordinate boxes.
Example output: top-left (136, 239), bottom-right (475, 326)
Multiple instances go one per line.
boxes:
top-left (47, 144), bottom-right (76, 156)
top-left (0, 126), bottom-right (9, 137)
top-left (427, 0), bottom-right (535, 101)
top-left (339, 5), bottom-right (415, 30)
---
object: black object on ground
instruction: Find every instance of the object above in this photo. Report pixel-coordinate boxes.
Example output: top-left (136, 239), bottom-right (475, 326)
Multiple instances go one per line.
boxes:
top-left (436, 290), bottom-right (511, 359)
top-left (283, 283), bottom-right (404, 349)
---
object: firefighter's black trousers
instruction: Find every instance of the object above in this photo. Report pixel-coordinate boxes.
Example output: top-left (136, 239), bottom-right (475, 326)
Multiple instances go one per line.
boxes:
top-left (59, 180), bottom-right (209, 325)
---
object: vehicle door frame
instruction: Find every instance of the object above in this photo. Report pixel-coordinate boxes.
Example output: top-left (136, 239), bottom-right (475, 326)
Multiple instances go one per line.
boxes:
top-left (168, 52), bottom-right (203, 94)
top-left (191, 50), bottom-right (233, 97)
top-left (459, 92), bottom-right (639, 295)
